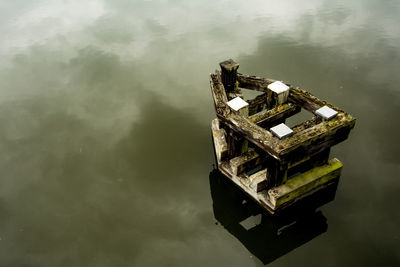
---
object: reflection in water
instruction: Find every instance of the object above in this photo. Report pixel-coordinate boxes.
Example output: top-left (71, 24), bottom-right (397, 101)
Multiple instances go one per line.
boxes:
top-left (209, 168), bottom-right (338, 264)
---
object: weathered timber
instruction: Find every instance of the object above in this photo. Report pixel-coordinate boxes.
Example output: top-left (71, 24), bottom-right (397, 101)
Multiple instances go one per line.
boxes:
top-left (227, 90), bottom-right (243, 101)
top-left (212, 71), bottom-right (356, 162)
top-left (219, 112), bottom-right (279, 158)
top-left (249, 103), bottom-right (301, 127)
top-left (213, 73), bottom-right (355, 158)
top-left (211, 118), bottom-right (228, 163)
top-left (249, 169), bottom-right (268, 192)
top-left (209, 59), bottom-right (356, 214)
top-left (220, 59), bottom-right (239, 93)
top-left (276, 112), bottom-right (356, 158)
top-left (210, 72), bottom-right (228, 116)
top-left (267, 158), bottom-right (342, 209)
top-left (288, 87), bottom-right (344, 113)
top-left (267, 81), bottom-right (291, 108)
top-left (287, 148), bottom-right (330, 178)
top-left (237, 73), bottom-right (276, 92)
top-left (291, 117), bottom-right (320, 133)
top-left (266, 157), bottom-right (288, 188)
top-left (238, 73), bottom-right (344, 113)
top-left (247, 92), bottom-right (268, 115)
top-left (225, 129), bottom-right (249, 157)
top-left (230, 149), bottom-right (262, 176)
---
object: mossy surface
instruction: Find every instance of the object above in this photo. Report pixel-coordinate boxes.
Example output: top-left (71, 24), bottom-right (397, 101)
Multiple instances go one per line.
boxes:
top-left (268, 158), bottom-right (343, 207)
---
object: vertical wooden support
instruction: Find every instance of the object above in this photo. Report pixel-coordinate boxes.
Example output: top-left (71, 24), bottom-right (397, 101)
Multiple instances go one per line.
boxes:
top-left (266, 157), bottom-right (288, 188)
top-left (225, 128), bottom-right (249, 158)
top-left (219, 59), bottom-right (239, 93)
top-left (310, 148), bottom-right (331, 168)
top-left (226, 129), bottom-right (236, 158)
top-left (239, 139), bottom-right (249, 154)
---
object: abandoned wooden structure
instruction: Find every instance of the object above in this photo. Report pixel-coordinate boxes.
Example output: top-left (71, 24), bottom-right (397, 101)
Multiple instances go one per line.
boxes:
top-left (210, 59), bottom-right (356, 214)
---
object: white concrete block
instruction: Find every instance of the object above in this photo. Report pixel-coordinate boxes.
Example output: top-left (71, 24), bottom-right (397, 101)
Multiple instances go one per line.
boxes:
top-left (267, 81), bottom-right (290, 94)
top-left (227, 96), bottom-right (249, 111)
top-left (270, 123), bottom-right (293, 139)
top-left (267, 81), bottom-right (290, 105)
top-left (315, 105), bottom-right (338, 120)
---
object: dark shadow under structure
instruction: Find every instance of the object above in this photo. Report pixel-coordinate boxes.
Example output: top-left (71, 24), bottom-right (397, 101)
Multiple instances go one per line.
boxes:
top-left (209, 168), bottom-right (338, 265)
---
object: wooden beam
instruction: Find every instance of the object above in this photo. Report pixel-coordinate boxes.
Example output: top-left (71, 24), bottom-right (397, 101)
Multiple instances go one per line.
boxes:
top-left (218, 111), bottom-right (280, 158)
top-left (267, 158), bottom-right (342, 209)
top-left (249, 103), bottom-right (301, 127)
top-left (288, 87), bottom-right (344, 113)
top-left (211, 118), bottom-right (228, 163)
top-left (247, 92), bottom-right (267, 115)
top-left (277, 112), bottom-right (356, 160)
top-left (210, 71), bottom-right (229, 116)
top-left (237, 73), bottom-right (276, 92)
top-left (249, 169), bottom-right (268, 192)
top-left (230, 150), bottom-right (262, 176)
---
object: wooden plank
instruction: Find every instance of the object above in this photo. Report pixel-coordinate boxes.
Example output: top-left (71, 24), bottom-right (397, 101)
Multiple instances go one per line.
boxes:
top-left (211, 118), bottom-right (228, 163)
top-left (247, 92), bottom-right (267, 115)
top-left (249, 103), bottom-right (301, 127)
top-left (277, 112), bottom-right (356, 159)
top-left (288, 87), bottom-right (344, 113)
top-left (249, 169), bottom-right (268, 192)
top-left (210, 71), bottom-right (228, 116)
top-left (267, 158), bottom-right (342, 209)
top-left (230, 149), bottom-right (261, 176)
top-left (237, 73), bottom-right (276, 92)
top-left (218, 112), bottom-right (280, 158)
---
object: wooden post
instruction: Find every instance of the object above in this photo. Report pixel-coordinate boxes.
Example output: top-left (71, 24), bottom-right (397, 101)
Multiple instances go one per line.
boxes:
top-left (266, 157), bottom-right (288, 188)
top-left (225, 128), bottom-right (248, 158)
top-left (219, 59), bottom-right (239, 93)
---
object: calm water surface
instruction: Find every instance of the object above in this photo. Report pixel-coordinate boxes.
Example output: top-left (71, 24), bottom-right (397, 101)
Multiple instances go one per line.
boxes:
top-left (0, 0), bottom-right (399, 266)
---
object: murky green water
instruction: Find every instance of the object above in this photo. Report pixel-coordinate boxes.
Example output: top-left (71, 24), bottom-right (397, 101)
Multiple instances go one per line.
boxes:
top-left (0, 0), bottom-right (399, 266)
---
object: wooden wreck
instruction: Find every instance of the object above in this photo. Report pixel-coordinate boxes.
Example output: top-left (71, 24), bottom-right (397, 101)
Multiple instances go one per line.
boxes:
top-left (210, 59), bottom-right (356, 214)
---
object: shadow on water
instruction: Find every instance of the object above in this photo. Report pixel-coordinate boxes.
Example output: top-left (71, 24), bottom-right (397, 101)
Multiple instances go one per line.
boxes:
top-left (209, 168), bottom-right (339, 265)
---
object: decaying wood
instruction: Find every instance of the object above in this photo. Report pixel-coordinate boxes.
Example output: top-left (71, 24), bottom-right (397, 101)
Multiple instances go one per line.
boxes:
top-left (288, 87), bottom-right (344, 113)
top-left (210, 60), bottom-right (356, 213)
top-left (249, 103), bottom-right (301, 127)
top-left (211, 119), bottom-right (228, 163)
top-left (219, 112), bottom-right (279, 158)
top-left (227, 89), bottom-right (243, 101)
top-left (237, 73), bottom-right (276, 92)
top-left (210, 71), bottom-right (228, 116)
top-left (267, 158), bottom-right (342, 209)
top-left (266, 157), bottom-right (288, 188)
top-left (230, 149), bottom-right (262, 176)
top-left (247, 92), bottom-right (267, 115)
top-left (249, 169), bottom-right (268, 192)
top-left (220, 59), bottom-right (240, 92)
top-left (276, 112), bottom-right (356, 159)
top-left (225, 129), bottom-right (249, 157)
